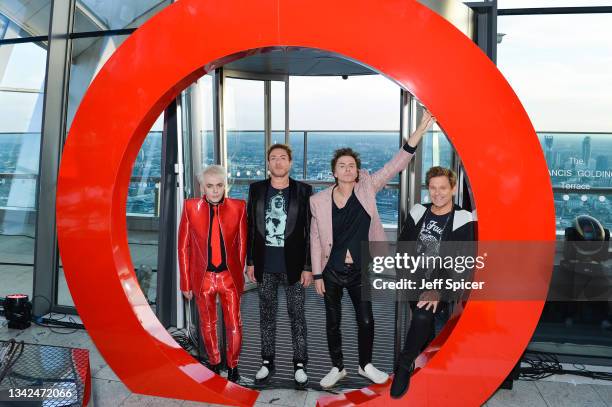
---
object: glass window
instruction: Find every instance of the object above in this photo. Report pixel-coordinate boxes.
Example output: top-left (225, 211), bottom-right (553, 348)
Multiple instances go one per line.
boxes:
top-left (67, 35), bottom-right (129, 131)
top-left (73, 0), bottom-right (171, 32)
top-left (59, 34), bottom-right (165, 307)
top-left (271, 80), bottom-right (286, 137)
top-left (289, 131), bottom-right (305, 179)
top-left (0, 42), bottom-right (46, 299)
top-left (306, 132), bottom-right (400, 225)
top-left (554, 192), bottom-right (611, 231)
top-left (539, 132), bottom-right (612, 233)
top-left (498, 15), bottom-right (612, 234)
top-left (57, 114), bottom-right (164, 308)
top-left (498, 13), bottom-right (612, 350)
top-left (421, 128), bottom-right (453, 184)
top-left (197, 75), bottom-right (215, 168)
top-left (126, 114), bottom-right (163, 306)
top-left (225, 78), bottom-right (265, 200)
top-left (0, 1), bottom-right (51, 39)
top-left (180, 75), bottom-right (215, 199)
top-left (290, 75), bottom-right (399, 130)
top-left (60, 34), bottom-right (128, 305)
top-left (540, 132), bottom-right (612, 186)
top-left (128, 126), bottom-right (162, 216)
top-left (290, 74), bottom-right (401, 225)
top-left (306, 132), bottom-right (400, 181)
top-left (498, 14), bottom-right (612, 132)
top-left (0, 43), bottom-right (47, 88)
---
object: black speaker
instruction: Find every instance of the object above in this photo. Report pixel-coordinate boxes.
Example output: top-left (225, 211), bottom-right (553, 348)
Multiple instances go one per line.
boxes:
top-left (5, 294), bottom-right (32, 329)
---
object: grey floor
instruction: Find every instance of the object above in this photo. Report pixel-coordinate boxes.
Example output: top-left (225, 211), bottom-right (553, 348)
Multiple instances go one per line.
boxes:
top-left (1, 321), bottom-right (612, 407)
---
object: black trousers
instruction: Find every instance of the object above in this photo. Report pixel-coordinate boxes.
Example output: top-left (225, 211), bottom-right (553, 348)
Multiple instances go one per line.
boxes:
top-left (323, 264), bottom-right (374, 370)
top-left (397, 301), bottom-right (447, 370)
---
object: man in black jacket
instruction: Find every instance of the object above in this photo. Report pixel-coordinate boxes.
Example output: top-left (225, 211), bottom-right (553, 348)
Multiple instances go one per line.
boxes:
top-left (246, 144), bottom-right (313, 388)
top-left (390, 166), bottom-right (475, 399)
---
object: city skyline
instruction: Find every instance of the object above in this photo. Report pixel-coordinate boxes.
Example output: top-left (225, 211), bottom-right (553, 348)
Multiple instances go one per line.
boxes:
top-left (1, 130), bottom-right (609, 231)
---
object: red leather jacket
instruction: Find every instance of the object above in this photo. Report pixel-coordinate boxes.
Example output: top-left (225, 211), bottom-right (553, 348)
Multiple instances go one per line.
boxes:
top-left (178, 196), bottom-right (247, 296)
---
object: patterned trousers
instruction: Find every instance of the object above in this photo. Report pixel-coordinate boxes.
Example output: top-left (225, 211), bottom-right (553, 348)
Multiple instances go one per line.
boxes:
top-left (258, 273), bottom-right (308, 364)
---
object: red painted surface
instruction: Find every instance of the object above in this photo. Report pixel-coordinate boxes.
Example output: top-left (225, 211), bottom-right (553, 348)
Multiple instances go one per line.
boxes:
top-left (72, 348), bottom-right (91, 406)
top-left (56, 0), bottom-right (555, 406)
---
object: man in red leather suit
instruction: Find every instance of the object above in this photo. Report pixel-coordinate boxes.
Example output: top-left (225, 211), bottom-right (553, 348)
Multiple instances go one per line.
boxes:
top-left (178, 165), bottom-right (247, 383)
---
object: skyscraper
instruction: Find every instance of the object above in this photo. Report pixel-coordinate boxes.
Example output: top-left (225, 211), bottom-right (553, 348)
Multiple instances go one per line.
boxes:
top-left (582, 136), bottom-right (591, 164)
top-left (544, 135), bottom-right (554, 167)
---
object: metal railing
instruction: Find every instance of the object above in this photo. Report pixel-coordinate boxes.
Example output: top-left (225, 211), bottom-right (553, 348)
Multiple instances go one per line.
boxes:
top-left (0, 173), bottom-right (161, 215)
top-left (224, 129), bottom-right (402, 183)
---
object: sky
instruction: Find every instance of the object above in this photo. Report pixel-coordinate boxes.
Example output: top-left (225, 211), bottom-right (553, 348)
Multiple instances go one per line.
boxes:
top-left (1, 3), bottom-right (612, 133)
top-left (497, 12), bottom-right (612, 132)
top-left (222, 75), bottom-right (400, 132)
top-left (220, 7), bottom-right (612, 133)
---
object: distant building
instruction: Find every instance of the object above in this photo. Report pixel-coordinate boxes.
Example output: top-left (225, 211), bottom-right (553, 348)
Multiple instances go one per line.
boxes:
top-left (544, 135), bottom-right (554, 167)
top-left (595, 155), bottom-right (609, 171)
top-left (582, 136), bottom-right (591, 164)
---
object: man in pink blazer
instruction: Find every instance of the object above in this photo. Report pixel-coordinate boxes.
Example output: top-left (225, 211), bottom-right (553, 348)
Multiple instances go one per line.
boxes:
top-left (309, 111), bottom-right (434, 389)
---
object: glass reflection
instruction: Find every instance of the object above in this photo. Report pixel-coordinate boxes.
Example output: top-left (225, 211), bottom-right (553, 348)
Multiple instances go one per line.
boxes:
top-left (74, 0), bottom-right (170, 32)
top-left (0, 1), bottom-right (51, 39)
top-left (225, 78), bottom-right (266, 201)
top-left (0, 42), bottom-right (46, 299)
top-left (67, 35), bottom-right (129, 130)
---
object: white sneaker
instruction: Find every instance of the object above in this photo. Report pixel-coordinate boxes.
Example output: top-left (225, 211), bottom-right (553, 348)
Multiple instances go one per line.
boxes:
top-left (320, 367), bottom-right (347, 389)
top-left (255, 365), bottom-right (269, 381)
top-left (254, 360), bottom-right (275, 384)
top-left (294, 363), bottom-right (308, 387)
top-left (358, 363), bottom-right (389, 384)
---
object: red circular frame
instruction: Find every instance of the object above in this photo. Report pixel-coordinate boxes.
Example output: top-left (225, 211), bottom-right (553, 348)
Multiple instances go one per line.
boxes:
top-left (56, 0), bottom-right (555, 405)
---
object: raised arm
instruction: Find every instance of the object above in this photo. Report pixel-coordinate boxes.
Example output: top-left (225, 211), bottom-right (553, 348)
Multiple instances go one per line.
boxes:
top-left (370, 110), bottom-right (435, 192)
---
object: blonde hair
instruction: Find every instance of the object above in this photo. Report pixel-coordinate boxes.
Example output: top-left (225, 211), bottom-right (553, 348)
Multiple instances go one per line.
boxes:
top-left (197, 165), bottom-right (227, 185)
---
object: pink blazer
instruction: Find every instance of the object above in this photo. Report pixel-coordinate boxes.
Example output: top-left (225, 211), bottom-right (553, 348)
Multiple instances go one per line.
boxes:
top-left (309, 148), bottom-right (414, 277)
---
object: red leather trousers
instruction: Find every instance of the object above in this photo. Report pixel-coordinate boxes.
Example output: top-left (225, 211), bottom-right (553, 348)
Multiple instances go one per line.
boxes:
top-left (196, 270), bottom-right (242, 368)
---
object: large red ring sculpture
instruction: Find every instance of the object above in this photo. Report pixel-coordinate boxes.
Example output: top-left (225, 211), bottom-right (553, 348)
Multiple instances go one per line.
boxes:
top-left (57, 0), bottom-right (555, 405)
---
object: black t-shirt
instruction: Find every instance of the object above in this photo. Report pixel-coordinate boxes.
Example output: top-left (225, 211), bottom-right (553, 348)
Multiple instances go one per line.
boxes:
top-left (416, 211), bottom-right (451, 255)
top-left (327, 189), bottom-right (371, 272)
top-left (263, 185), bottom-right (290, 273)
top-left (416, 210), bottom-right (451, 278)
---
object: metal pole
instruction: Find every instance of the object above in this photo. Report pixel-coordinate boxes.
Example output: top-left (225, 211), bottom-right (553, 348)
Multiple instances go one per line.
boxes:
top-left (33, 0), bottom-right (75, 316)
top-left (264, 80), bottom-right (272, 176)
top-left (303, 131), bottom-right (308, 179)
top-left (156, 100), bottom-right (179, 327)
top-left (213, 68), bottom-right (226, 168)
top-left (395, 89), bottom-right (414, 368)
top-left (284, 77), bottom-right (290, 144)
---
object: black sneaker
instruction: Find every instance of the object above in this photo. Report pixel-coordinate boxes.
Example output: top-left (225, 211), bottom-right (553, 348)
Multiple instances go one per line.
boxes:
top-left (293, 362), bottom-right (308, 389)
top-left (206, 362), bottom-right (221, 375)
top-left (254, 360), bottom-right (275, 385)
top-left (390, 362), bottom-right (414, 399)
top-left (228, 366), bottom-right (240, 383)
